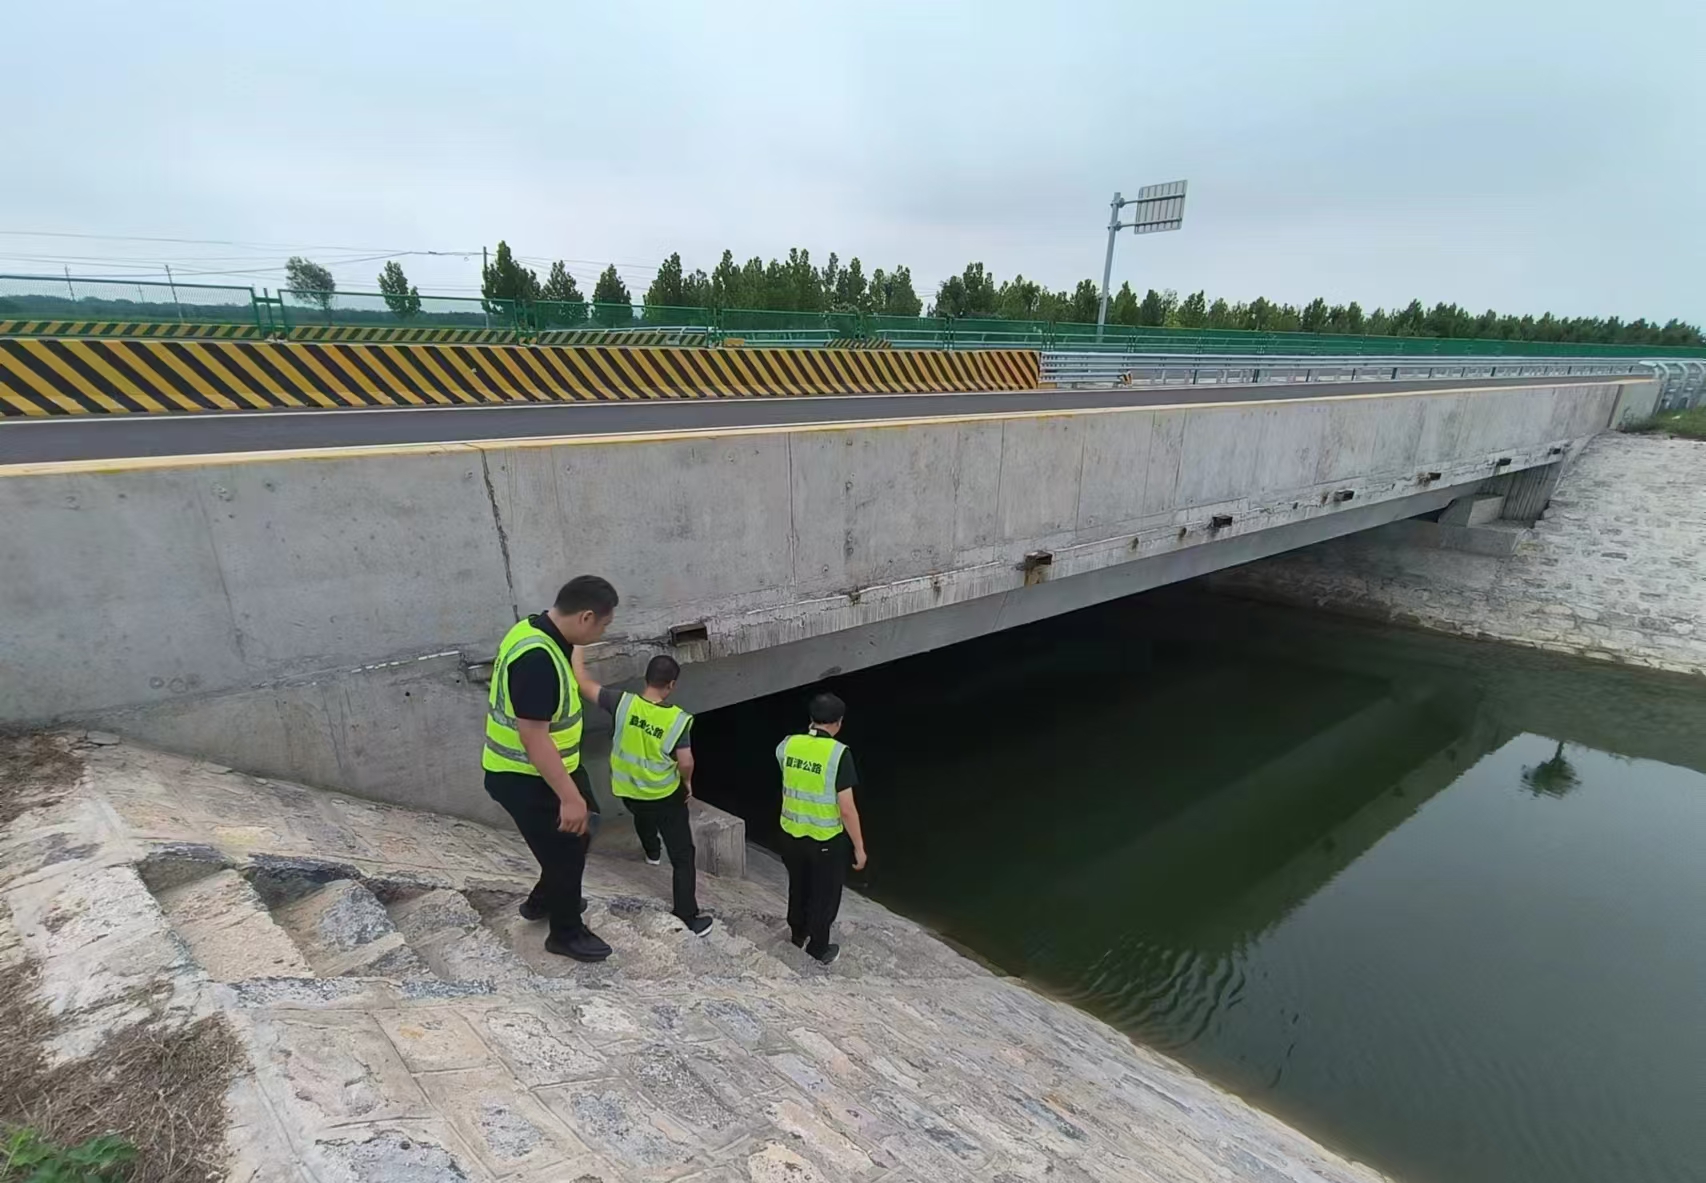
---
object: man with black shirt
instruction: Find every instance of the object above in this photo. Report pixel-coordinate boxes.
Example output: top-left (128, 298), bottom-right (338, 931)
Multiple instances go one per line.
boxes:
top-left (483, 575), bottom-right (618, 963)
top-left (573, 651), bottom-right (714, 936)
top-left (775, 692), bottom-right (867, 965)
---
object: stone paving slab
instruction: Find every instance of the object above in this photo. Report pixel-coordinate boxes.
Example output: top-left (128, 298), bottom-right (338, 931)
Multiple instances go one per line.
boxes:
top-left (0, 736), bottom-right (1393, 1182)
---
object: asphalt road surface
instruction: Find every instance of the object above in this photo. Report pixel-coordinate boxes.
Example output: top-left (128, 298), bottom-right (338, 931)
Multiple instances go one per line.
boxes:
top-left (0, 374), bottom-right (1632, 465)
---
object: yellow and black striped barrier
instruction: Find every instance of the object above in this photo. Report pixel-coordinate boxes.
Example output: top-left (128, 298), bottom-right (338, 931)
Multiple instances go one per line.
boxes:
top-left (535, 329), bottom-right (711, 348)
top-left (0, 339), bottom-right (1040, 416)
top-left (0, 319), bottom-right (264, 340)
top-left (0, 320), bottom-right (710, 347)
top-left (0, 319), bottom-right (871, 351)
top-left (284, 325), bottom-right (514, 344)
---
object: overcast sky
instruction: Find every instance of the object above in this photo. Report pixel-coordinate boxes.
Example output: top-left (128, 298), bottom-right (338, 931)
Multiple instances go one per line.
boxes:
top-left (5, 0), bottom-right (1702, 323)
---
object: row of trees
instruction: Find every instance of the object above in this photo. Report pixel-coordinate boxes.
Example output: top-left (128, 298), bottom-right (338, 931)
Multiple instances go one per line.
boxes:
top-left (929, 261), bottom-right (1706, 347)
top-left (638, 249), bottom-right (924, 318)
top-left (281, 247), bottom-right (1705, 347)
top-left (478, 242), bottom-right (926, 318)
top-left (478, 242), bottom-right (627, 310)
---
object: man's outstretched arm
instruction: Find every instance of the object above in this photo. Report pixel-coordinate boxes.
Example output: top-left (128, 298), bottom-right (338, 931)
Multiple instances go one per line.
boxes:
top-left (569, 646), bottom-right (603, 704)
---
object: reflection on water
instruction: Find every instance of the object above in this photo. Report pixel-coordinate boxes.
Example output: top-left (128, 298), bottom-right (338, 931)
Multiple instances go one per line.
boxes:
top-left (693, 589), bottom-right (1706, 1183)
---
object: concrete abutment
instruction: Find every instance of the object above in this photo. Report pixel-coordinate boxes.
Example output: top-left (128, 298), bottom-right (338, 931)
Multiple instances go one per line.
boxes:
top-left (0, 379), bottom-right (1637, 820)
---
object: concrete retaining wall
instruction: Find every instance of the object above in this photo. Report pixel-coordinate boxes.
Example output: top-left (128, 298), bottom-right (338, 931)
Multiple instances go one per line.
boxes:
top-left (0, 379), bottom-right (1633, 821)
top-left (1610, 377), bottom-right (1663, 427)
top-left (1216, 430), bottom-right (1706, 678)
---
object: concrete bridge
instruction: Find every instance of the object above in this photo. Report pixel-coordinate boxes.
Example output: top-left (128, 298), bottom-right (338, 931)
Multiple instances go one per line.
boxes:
top-left (0, 370), bottom-right (1661, 824)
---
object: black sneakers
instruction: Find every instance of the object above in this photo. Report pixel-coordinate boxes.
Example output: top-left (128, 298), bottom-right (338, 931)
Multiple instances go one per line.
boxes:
top-left (681, 914), bottom-right (715, 937)
top-left (809, 943), bottom-right (840, 966)
top-left (519, 895), bottom-right (588, 921)
top-left (545, 929), bottom-right (612, 962)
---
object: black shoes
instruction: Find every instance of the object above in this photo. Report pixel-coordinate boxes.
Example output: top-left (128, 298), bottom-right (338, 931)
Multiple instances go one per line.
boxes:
top-left (545, 929), bottom-right (612, 962)
top-left (790, 932), bottom-right (837, 963)
top-left (519, 895), bottom-right (588, 921)
top-left (644, 847), bottom-right (663, 866)
top-left (681, 914), bottom-right (715, 937)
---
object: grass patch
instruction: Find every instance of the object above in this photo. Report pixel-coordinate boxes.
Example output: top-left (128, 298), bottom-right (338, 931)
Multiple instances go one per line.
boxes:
top-left (0, 735), bottom-right (82, 830)
top-left (0, 733), bottom-right (246, 1179)
top-left (3, 1128), bottom-right (135, 1181)
top-left (0, 935), bottom-right (244, 1183)
top-left (1623, 406), bottom-right (1706, 440)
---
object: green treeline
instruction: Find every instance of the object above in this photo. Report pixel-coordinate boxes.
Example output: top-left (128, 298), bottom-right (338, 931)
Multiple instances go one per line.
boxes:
top-left (927, 261), bottom-right (1704, 347)
top-left (448, 244), bottom-right (1706, 347)
top-left (476, 243), bottom-right (923, 319)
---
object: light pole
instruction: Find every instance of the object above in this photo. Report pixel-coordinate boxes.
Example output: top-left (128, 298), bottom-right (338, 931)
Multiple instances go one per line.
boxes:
top-left (1097, 179), bottom-right (1188, 339)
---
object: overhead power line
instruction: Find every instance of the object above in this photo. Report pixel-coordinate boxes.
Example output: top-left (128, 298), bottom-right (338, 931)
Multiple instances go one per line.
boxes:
top-left (0, 228), bottom-right (483, 257)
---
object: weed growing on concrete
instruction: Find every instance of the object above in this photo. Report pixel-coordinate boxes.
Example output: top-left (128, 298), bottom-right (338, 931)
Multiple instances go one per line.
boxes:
top-left (0, 735), bottom-right (81, 829)
top-left (0, 954), bottom-right (244, 1183)
top-left (1622, 408), bottom-right (1706, 441)
top-left (2, 1127), bottom-right (135, 1181)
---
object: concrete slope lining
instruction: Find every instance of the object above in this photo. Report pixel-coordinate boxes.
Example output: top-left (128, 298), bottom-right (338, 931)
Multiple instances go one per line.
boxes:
top-left (0, 338), bottom-right (1039, 416)
top-left (2, 734), bottom-right (1394, 1182)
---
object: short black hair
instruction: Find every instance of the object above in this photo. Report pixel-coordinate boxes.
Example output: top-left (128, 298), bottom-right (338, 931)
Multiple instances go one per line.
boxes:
top-left (554, 575), bottom-right (619, 617)
top-left (645, 655), bottom-right (681, 688)
top-left (807, 692), bottom-right (845, 725)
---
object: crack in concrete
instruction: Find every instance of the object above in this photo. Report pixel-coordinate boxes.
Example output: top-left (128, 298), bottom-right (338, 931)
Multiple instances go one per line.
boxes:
top-left (479, 453), bottom-right (519, 620)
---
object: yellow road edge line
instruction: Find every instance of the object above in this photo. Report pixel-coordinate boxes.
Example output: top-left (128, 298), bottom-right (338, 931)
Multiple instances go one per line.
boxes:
top-left (0, 376), bottom-right (1640, 479)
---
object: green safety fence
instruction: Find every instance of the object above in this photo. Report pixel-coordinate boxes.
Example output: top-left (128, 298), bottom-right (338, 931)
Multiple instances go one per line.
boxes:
top-left (0, 274), bottom-right (261, 333)
top-left (270, 291), bottom-right (712, 342)
top-left (1, 273), bottom-right (1701, 359)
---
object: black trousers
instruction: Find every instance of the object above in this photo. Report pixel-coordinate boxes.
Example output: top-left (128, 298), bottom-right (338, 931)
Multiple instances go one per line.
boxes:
top-left (485, 766), bottom-right (600, 940)
top-left (625, 788), bottom-right (700, 921)
top-left (781, 830), bottom-right (849, 958)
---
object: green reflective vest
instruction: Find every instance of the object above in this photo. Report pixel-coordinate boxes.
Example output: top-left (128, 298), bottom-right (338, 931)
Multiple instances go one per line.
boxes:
top-left (776, 732), bottom-right (846, 840)
top-left (611, 692), bottom-right (691, 801)
top-left (482, 618), bottom-right (583, 776)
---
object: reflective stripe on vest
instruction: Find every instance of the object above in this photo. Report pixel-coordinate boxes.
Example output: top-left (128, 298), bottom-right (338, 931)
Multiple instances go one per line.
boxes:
top-left (610, 691), bottom-right (690, 800)
top-left (776, 732), bottom-right (845, 840)
top-left (481, 619), bottom-right (583, 776)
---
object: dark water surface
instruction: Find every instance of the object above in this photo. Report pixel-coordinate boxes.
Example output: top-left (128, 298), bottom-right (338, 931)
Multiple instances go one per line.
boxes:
top-left (692, 589), bottom-right (1706, 1183)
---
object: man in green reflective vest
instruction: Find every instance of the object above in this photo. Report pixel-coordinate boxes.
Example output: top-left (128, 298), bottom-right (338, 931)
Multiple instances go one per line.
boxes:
top-left (574, 651), bottom-right (714, 937)
top-left (483, 575), bottom-right (618, 963)
top-left (775, 692), bottom-right (867, 966)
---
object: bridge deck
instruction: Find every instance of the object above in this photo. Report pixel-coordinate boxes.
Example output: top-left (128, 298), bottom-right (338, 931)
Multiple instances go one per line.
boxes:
top-left (0, 373), bottom-right (1636, 465)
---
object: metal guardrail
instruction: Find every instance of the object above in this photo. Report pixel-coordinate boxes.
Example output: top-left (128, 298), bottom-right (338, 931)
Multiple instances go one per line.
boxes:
top-left (1039, 352), bottom-right (1662, 391)
top-left (1643, 359), bottom-right (1706, 411)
